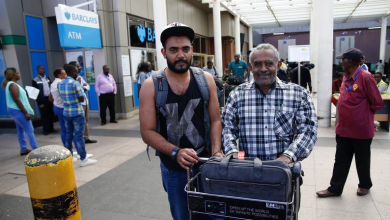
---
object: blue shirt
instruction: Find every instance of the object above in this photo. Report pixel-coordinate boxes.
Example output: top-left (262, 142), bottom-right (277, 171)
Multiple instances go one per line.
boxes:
top-left (228, 60), bottom-right (248, 77)
top-left (58, 77), bottom-right (84, 117)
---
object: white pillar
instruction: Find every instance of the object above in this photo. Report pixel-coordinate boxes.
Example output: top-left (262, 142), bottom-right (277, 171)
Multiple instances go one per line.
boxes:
top-left (234, 15), bottom-right (241, 56)
top-left (309, 2), bottom-right (318, 94)
top-left (379, 16), bottom-right (387, 62)
top-left (213, 0), bottom-right (223, 77)
top-left (314, 0), bottom-right (333, 127)
top-left (249, 26), bottom-right (253, 50)
top-left (153, 0), bottom-right (167, 70)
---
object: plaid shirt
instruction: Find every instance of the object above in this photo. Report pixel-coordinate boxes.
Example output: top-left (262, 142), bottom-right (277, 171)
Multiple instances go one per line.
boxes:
top-left (58, 77), bottom-right (84, 117)
top-left (222, 78), bottom-right (318, 161)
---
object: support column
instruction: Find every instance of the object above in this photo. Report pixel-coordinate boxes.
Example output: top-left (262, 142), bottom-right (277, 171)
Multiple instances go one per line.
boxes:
top-left (213, 0), bottom-right (223, 77)
top-left (153, 0), bottom-right (167, 70)
top-left (379, 16), bottom-right (387, 62)
top-left (234, 15), bottom-right (241, 55)
top-left (314, 0), bottom-right (333, 127)
top-left (309, 1), bottom-right (318, 94)
top-left (249, 26), bottom-right (253, 50)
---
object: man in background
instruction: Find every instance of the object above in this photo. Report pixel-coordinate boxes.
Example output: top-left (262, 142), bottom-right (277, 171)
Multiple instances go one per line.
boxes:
top-left (374, 72), bottom-right (388, 94)
top-left (317, 48), bottom-right (383, 198)
top-left (58, 64), bottom-right (97, 167)
top-left (69, 61), bottom-right (97, 144)
top-left (32, 65), bottom-right (55, 135)
top-left (291, 62), bottom-right (312, 93)
top-left (95, 65), bottom-right (117, 126)
top-left (203, 61), bottom-right (219, 78)
top-left (228, 54), bottom-right (249, 79)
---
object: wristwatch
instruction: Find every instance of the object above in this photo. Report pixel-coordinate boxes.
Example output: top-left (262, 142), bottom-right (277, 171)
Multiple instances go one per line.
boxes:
top-left (170, 147), bottom-right (181, 160)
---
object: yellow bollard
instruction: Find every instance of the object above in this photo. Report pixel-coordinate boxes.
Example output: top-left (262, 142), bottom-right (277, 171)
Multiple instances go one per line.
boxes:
top-left (24, 145), bottom-right (81, 220)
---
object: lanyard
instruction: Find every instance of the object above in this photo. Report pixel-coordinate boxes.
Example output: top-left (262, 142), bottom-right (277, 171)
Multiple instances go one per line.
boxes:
top-left (344, 67), bottom-right (361, 92)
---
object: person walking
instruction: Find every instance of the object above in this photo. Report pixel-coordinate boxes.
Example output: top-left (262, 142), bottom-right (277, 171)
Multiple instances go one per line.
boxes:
top-left (32, 65), bottom-right (56, 135)
top-left (69, 61), bottom-right (97, 144)
top-left (227, 54), bottom-right (249, 78)
top-left (95, 65), bottom-right (117, 125)
top-left (2, 68), bottom-right (38, 155)
top-left (316, 48), bottom-right (383, 198)
top-left (291, 62), bottom-right (312, 93)
top-left (139, 22), bottom-right (223, 220)
top-left (58, 64), bottom-right (97, 167)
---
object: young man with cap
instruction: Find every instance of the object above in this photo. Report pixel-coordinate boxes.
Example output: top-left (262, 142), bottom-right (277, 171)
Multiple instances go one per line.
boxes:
top-left (317, 48), bottom-right (383, 198)
top-left (139, 22), bottom-right (223, 220)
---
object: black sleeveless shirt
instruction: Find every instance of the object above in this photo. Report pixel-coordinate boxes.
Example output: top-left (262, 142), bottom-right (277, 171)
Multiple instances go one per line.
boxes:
top-left (159, 70), bottom-right (207, 171)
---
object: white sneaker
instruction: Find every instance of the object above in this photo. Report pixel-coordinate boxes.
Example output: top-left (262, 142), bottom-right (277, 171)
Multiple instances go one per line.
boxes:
top-left (80, 158), bottom-right (97, 167)
top-left (76, 153), bottom-right (93, 160)
top-left (73, 157), bottom-right (77, 163)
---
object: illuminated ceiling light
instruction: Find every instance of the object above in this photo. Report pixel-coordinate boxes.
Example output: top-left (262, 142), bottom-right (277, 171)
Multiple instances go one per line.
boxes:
top-left (273, 33), bottom-right (285, 35)
top-left (368, 27), bottom-right (381, 29)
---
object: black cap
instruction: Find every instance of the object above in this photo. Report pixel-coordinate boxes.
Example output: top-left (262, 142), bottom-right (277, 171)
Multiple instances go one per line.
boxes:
top-left (160, 22), bottom-right (194, 47)
top-left (336, 48), bottom-right (363, 62)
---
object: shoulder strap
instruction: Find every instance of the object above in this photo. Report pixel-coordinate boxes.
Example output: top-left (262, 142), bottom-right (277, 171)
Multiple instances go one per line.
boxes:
top-left (190, 67), bottom-right (209, 106)
top-left (152, 69), bottom-right (169, 118)
top-left (147, 69), bottom-right (169, 160)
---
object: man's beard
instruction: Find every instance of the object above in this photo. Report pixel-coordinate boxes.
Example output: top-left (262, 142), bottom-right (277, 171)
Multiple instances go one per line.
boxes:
top-left (167, 59), bottom-right (191, 74)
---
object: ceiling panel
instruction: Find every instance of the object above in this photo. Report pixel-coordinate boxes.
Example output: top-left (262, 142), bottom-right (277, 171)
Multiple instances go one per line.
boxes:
top-left (201, 0), bottom-right (390, 28)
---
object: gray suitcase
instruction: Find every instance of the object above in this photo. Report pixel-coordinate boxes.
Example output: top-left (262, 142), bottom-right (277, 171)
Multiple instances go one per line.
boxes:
top-left (200, 155), bottom-right (293, 202)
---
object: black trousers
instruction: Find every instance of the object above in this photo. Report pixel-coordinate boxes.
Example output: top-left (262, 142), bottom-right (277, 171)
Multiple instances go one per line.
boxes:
top-left (328, 135), bottom-right (373, 195)
top-left (40, 97), bottom-right (55, 133)
top-left (99, 93), bottom-right (116, 123)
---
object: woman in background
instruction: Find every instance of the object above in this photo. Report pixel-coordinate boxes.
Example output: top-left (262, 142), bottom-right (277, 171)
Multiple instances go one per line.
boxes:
top-left (2, 68), bottom-right (38, 155)
top-left (49, 68), bottom-right (67, 146)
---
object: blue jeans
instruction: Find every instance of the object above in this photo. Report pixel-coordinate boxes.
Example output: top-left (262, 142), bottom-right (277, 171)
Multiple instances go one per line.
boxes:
top-left (160, 162), bottom-right (193, 220)
top-left (64, 114), bottom-right (86, 160)
top-left (7, 108), bottom-right (38, 151)
top-left (53, 106), bottom-right (78, 149)
top-left (53, 106), bottom-right (66, 146)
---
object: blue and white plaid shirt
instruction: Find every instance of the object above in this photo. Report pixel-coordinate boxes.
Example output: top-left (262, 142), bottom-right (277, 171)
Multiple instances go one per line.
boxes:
top-left (58, 77), bottom-right (84, 117)
top-left (222, 78), bottom-right (318, 161)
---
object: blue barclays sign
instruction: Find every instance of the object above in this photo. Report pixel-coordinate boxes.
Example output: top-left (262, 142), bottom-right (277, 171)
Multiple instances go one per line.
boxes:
top-left (136, 24), bottom-right (155, 43)
top-left (55, 4), bottom-right (102, 48)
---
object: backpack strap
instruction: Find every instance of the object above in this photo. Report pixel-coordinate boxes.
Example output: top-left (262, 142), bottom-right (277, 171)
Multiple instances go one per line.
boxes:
top-left (153, 70), bottom-right (169, 119)
top-left (190, 67), bottom-right (212, 155)
top-left (190, 67), bottom-right (209, 107)
top-left (146, 69), bottom-right (169, 160)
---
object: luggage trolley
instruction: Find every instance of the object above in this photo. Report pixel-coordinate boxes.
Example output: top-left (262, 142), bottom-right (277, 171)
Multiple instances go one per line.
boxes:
top-left (185, 157), bottom-right (302, 220)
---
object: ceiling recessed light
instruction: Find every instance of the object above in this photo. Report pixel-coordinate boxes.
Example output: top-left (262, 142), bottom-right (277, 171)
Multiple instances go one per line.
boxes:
top-left (273, 33), bottom-right (284, 35)
top-left (368, 27), bottom-right (381, 29)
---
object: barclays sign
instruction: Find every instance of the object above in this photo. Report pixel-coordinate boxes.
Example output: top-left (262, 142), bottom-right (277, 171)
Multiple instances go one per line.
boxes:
top-left (136, 24), bottom-right (155, 43)
top-left (55, 4), bottom-right (102, 48)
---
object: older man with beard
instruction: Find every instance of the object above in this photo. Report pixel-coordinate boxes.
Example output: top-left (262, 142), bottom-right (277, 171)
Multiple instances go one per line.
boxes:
top-left (222, 43), bottom-right (318, 163)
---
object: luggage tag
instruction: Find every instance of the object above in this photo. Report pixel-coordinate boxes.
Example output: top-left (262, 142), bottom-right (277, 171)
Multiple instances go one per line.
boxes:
top-left (238, 151), bottom-right (245, 160)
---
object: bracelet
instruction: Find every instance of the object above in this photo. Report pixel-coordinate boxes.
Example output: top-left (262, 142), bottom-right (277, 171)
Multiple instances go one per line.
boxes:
top-left (212, 150), bottom-right (223, 156)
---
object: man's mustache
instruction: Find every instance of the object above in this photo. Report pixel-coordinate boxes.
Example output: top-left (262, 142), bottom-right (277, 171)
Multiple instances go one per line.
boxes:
top-left (174, 59), bottom-right (189, 65)
top-left (255, 71), bottom-right (272, 76)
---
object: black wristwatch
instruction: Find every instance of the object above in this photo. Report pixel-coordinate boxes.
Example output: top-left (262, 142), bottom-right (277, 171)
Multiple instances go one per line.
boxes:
top-left (170, 147), bottom-right (181, 160)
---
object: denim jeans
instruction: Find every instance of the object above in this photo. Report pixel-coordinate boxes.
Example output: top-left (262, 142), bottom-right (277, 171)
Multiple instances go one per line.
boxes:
top-left (7, 107), bottom-right (38, 151)
top-left (53, 106), bottom-right (66, 146)
top-left (64, 114), bottom-right (86, 160)
top-left (161, 162), bottom-right (195, 220)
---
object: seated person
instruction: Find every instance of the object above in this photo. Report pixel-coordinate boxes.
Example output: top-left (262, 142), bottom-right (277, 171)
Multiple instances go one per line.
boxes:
top-left (374, 72), bottom-right (388, 94)
top-left (222, 43), bottom-right (318, 163)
